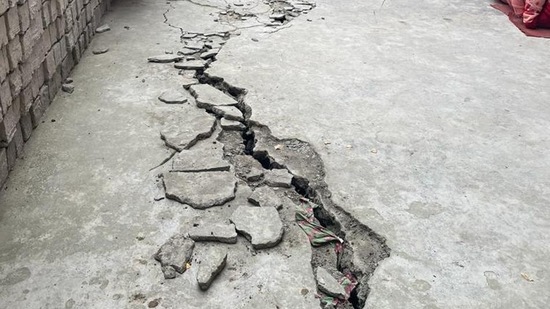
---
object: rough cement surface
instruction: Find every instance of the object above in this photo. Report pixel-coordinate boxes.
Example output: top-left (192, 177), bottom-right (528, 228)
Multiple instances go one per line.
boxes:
top-left (164, 171), bottom-right (238, 208)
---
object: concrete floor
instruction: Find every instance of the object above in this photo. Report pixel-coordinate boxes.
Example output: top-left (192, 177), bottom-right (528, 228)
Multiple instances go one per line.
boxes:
top-left (1, 0), bottom-right (550, 308)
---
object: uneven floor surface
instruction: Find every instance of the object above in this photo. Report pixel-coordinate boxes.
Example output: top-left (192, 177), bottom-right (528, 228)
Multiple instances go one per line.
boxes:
top-left (1, 0), bottom-right (550, 308)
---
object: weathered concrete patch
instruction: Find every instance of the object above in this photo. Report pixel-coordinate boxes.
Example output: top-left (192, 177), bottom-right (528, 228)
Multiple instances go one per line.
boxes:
top-left (158, 90), bottom-right (188, 104)
top-left (264, 169), bottom-right (293, 188)
top-left (316, 267), bottom-right (345, 299)
top-left (230, 206), bottom-right (284, 249)
top-left (196, 247), bottom-right (227, 290)
top-left (248, 186), bottom-right (283, 210)
top-left (159, 105), bottom-right (216, 151)
top-left (189, 84), bottom-right (238, 108)
top-left (164, 172), bottom-right (237, 208)
top-left (171, 143), bottom-right (230, 172)
top-left (188, 223), bottom-right (238, 244)
top-left (154, 235), bottom-right (195, 279)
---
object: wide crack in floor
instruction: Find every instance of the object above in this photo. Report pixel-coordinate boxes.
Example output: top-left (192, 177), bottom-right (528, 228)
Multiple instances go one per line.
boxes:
top-left (149, 0), bottom-right (390, 308)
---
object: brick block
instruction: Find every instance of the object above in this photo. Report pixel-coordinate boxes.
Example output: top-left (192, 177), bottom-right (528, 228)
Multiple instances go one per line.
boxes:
top-left (19, 85), bottom-right (33, 113)
top-left (30, 92), bottom-right (46, 127)
top-left (6, 126), bottom-right (22, 170)
top-left (0, 148), bottom-right (8, 188)
top-left (19, 111), bottom-right (32, 141)
top-left (47, 68), bottom-right (61, 101)
top-left (30, 65), bottom-right (44, 97)
top-left (20, 60), bottom-right (32, 87)
top-left (61, 51), bottom-right (73, 80)
top-left (28, 0), bottom-right (42, 21)
top-left (0, 80), bottom-right (12, 113)
top-left (59, 35), bottom-right (67, 60)
top-left (56, 15), bottom-right (65, 38)
top-left (41, 1), bottom-right (51, 28)
top-left (0, 0), bottom-right (9, 16)
top-left (52, 41), bottom-right (61, 65)
top-left (0, 97), bottom-right (21, 145)
top-left (8, 67), bottom-right (22, 97)
top-left (50, 0), bottom-right (58, 21)
top-left (64, 6), bottom-right (73, 33)
top-left (43, 50), bottom-right (55, 80)
top-left (0, 15), bottom-right (7, 48)
top-left (18, 1), bottom-right (31, 33)
top-left (5, 7), bottom-right (21, 40)
top-left (7, 35), bottom-right (22, 70)
top-left (0, 46), bottom-right (8, 82)
top-left (48, 22), bottom-right (57, 45)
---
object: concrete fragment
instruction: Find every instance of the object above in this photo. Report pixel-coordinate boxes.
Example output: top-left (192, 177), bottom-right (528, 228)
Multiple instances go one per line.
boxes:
top-left (230, 206), bottom-right (284, 249)
top-left (96, 24), bottom-right (111, 33)
top-left (174, 60), bottom-right (206, 70)
top-left (92, 47), bottom-right (109, 54)
top-left (185, 41), bottom-right (205, 50)
top-left (148, 54), bottom-right (184, 63)
top-left (154, 235), bottom-right (195, 278)
top-left (171, 143), bottom-right (230, 172)
top-left (210, 105), bottom-right (244, 121)
top-left (178, 48), bottom-right (198, 56)
top-left (188, 223), bottom-right (237, 243)
top-left (190, 84), bottom-right (237, 108)
top-left (182, 33), bottom-right (198, 39)
top-left (220, 118), bottom-right (246, 131)
top-left (61, 84), bottom-right (74, 93)
top-left (264, 169), bottom-right (293, 188)
top-left (270, 13), bottom-right (285, 20)
top-left (163, 172), bottom-right (237, 209)
top-left (316, 267), bottom-right (345, 299)
top-left (158, 90), bottom-right (188, 104)
top-left (246, 167), bottom-right (264, 182)
top-left (196, 247), bottom-right (227, 290)
top-left (248, 186), bottom-right (283, 210)
top-left (160, 106), bottom-right (216, 151)
top-left (181, 76), bottom-right (199, 89)
top-left (200, 49), bottom-right (219, 59)
top-left (232, 155), bottom-right (264, 181)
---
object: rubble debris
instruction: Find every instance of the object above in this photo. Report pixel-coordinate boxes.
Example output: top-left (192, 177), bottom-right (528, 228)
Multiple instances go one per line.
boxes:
top-left (171, 144), bottom-right (230, 172)
top-left (246, 167), bottom-right (264, 182)
top-left (231, 155), bottom-right (264, 181)
top-left (64, 77), bottom-right (74, 84)
top-left (174, 60), bottom-right (206, 70)
top-left (147, 54), bottom-right (184, 63)
top-left (158, 90), bottom-right (188, 104)
top-left (230, 206), bottom-right (284, 249)
top-left (248, 186), bottom-right (283, 210)
top-left (200, 49), bottom-right (219, 59)
top-left (210, 106), bottom-right (244, 121)
top-left (154, 235), bottom-right (195, 279)
top-left (96, 24), bottom-right (111, 33)
top-left (163, 172), bottom-right (237, 208)
top-left (160, 108), bottom-right (216, 151)
top-left (188, 223), bottom-right (238, 243)
top-left (316, 267), bottom-right (346, 299)
top-left (182, 33), bottom-right (198, 39)
top-left (270, 13), bottom-right (286, 20)
top-left (178, 48), bottom-right (198, 56)
top-left (189, 84), bottom-right (238, 108)
top-left (181, 76), bottom-right (199, 89)
top-left (92, 47), bottom-right (109, 54)
top-left (61, 84), bottom-right (75, 93)
top-left (264, 169), bottom-right (293, 188)
top-left (196, 247), bottom-right (228, 290)
top-left (220, 118), bottom-right (246, 131)
top-left (185, 41), bottom-right (205, 50)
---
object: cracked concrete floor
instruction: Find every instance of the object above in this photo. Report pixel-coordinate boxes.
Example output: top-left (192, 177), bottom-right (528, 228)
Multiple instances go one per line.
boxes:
top-left (1, 0), bottom-right (549, 308)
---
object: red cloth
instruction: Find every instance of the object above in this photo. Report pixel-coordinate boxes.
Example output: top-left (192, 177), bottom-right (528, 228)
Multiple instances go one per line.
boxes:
top-left (492, 2), bottom-right (550, 37)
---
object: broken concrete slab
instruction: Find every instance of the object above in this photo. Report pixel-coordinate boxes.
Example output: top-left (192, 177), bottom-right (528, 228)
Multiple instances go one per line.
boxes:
top-left (148, 54), bottom-right (184, 63)
top-left (96, 24), bottom-right (111, 33)
top-left (178, 48), bottom-right (198, 56)
top-left (182, 33), bottom-right (198, 39)
top-left (188, 223), bottom-right (237, 244)
top-left (189, 84), bottom-right (237, 108)
top-left (196, 247), bottom-right (227, 290)
top-left (315, 267), bottom-right (345, 299)
top-left (220, 118), bottom-right (246, 131)
top-left (159, 105), bottom-right (216, 151)
top-left (232, 155), bottom-right (264, 181)
top-left (92, 47), bottom-right (109, 54)
top-left (171, 143), bottom-right (230, 172)
top-left (246, 167), bottom-right (264, 182)
top-left (163, 172), bottom-right (237, 209)
top-left (200, 49), bottom-right (219, 59)
top-left (61, 84), bottom-right (74, 94)
top-left (270, 13), bottom-right (285, 20)
top-left (264, 169), bottom-right (293, 188)
top-left (174, 60), bottom-right (206, 70)
top-left (210, 105), bottom-right (244, 121)
top-left (248, 186), bottom-right (283, 210)
top-left (230, 206), bottom-right (284, 249)
top-left (158, 90), bottom-right (188, 104)
top-left (181, 76), bottom-right (199, 89)
top-left (154, 234), bottom-right (195, 278)
top-left (185, 41), bottom-right (205, 50)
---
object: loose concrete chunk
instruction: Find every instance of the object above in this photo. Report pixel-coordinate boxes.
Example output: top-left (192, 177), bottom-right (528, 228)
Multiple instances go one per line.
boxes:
top-left (96, 24), bottom-right (111, 33)
top-left (148, 54), bottom-right (184, 63)
top-left (185, 41), bottom-right (205, 50)
top-left (160, 106), bottom-right (216, 151)
top-left (200, 49), bottom-right (219, 59)
top-left (182, 33), bottom-right (198, 39)
top-left (174, 60), bottom-right (206, 70)
top-left (316, 267), bottom-right (345, 299)
top-left (171, 143), bottom-right (230, 172)
top-left (232, 155), bottom-right (264, 181)
top-left (158, 90), bottom-right (188, 104)
top-left (248, 186), bottom-right (283, 210)
top-left (182, 76), bottom-right (199, 89)
top-left (211, 105), bottom-right (244, 121)
top-left (188, 223), bottom-right (237, 243)
top-left (61, 84), bottom-right (74, 93)
top-left (220, 118), bottom-right (246, 131)
top-left (264, 169), bottom-right (293, 188)
top-left (92, 47), bottom-right (109, 54)
top-left (164, 172), bottom-right (237, 208)
top-left (189, 84), bottom-right (237, 108)
top-left (196, 247), bottom-right (227, 290)
top-left (270, 13), bottom-right (286, 20)
top-left (246, 167), bottom-right (264, 182)
top-left (178, 48), bottom-right (198, 56)
top-left (154, 234), bottom-right (195, 278)
top-left (230, 206), bottom-right (284, 249)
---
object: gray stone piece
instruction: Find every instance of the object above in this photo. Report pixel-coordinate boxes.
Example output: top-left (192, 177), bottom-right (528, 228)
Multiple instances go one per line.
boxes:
top-left (174, 60), bottom-right (206, 70)
top-left (92, 47), bottom-right (109, 54)
top-left (196, 247), bottom-right (227, 290)
top-left (211, 105), bottom-right (244, 121)
top-left (163, 172), bottom-right (237, 209)
top-left (264, 169), bottom-right (293, 188)
top-left (189, 84), bottom-right (237, 108)
top-left (315, 267), bottom-right (345, 299)
top-left (220, 118), bottom-right (246, 131)
top-left (200, 49), bottom-right (219, 59)
top-left (246, 167), bottom-right (264, 182)
top-left (160, 107), bottom-right (216, 151)
top-left (148, 54), bottom-right (184, 63)
top-left (270, 13), bottom-right (285, 20)
top-left (230, 206), bottom-right (284, 249)
top-left (171, 143), bottom-right (230, 172)
top-left (232, 155), bottom-right (264, 181)
top-left (182, 33), bottom-right (198, 39)
top-left (61, 84), bottom-right (74, 94)
top-left (178, 48), bottom-right (198, 55)
top-left (158, 90), bottom-right (188, 104)
top-left (154, 234), bottom-right (195, 279)
top-left (96, 24), bottom-right (111, 33)
top-left (248, 186), bottom-right (283, 210)
top-left (188, 223), bottom-right (238, 243)
top-left (185, 41), bottom-right (205, 50)
top-left (181, 76), bottom-right (199, 89)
